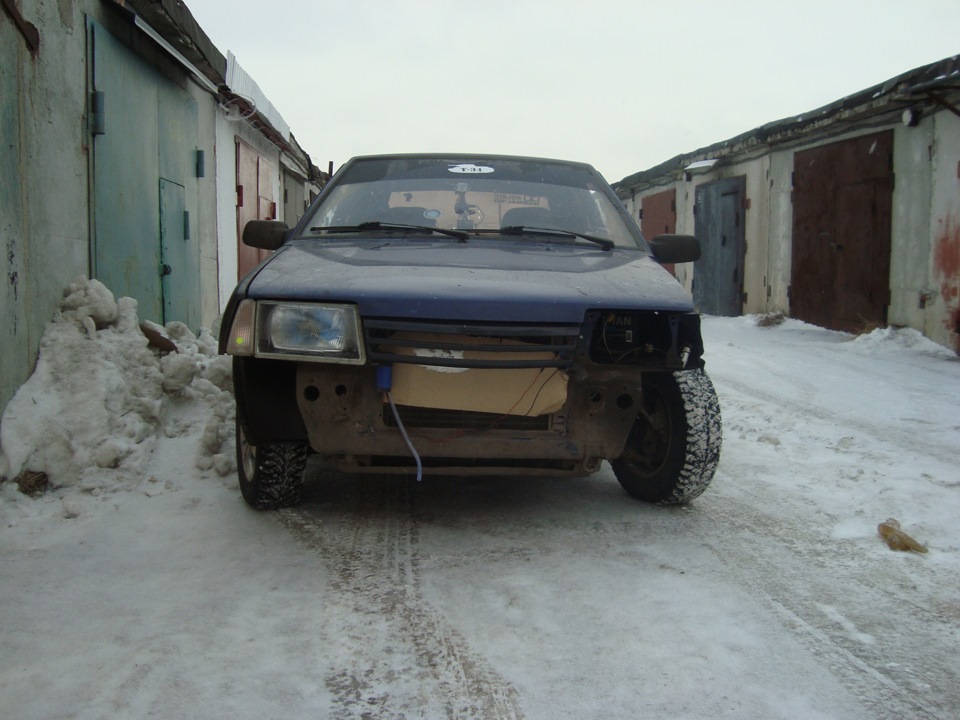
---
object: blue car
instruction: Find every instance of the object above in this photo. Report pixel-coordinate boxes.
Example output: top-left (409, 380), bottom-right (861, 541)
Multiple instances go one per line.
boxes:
top-left (219, 154), bottom-right (721, 509)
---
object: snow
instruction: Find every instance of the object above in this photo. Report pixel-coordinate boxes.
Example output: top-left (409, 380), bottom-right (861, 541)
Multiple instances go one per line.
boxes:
top-left (0, 277), bottom-right (234, 504)
top-left (1, 283), bottom-right (958, 719)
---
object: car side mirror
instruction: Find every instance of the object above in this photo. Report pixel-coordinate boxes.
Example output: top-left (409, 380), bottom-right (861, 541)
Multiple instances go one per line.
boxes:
top-left (648, 234), bottom-right (701, 264)
top-left (242, 220), bottom-right (290, 250)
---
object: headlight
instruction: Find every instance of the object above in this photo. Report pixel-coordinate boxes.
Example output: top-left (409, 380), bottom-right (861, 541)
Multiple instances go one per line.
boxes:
top-left (228, 301), bottom-right (365, 363)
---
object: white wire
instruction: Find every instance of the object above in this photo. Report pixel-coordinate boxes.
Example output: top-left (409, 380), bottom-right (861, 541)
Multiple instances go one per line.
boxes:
top-left (386, 391), bottom-right (422, 482)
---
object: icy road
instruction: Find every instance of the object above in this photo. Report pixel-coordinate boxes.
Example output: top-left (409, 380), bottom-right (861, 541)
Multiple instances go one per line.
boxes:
top-left (1, 297), bottom-right (958, 719)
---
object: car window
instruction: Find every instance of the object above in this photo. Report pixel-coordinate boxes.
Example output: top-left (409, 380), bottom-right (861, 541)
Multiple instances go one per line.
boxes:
top-left (301, 157), bottom-right (641, 248)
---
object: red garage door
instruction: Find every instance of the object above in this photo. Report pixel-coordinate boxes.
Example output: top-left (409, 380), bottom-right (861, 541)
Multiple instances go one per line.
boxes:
top-left (641, 188), bottom-right (677, 276)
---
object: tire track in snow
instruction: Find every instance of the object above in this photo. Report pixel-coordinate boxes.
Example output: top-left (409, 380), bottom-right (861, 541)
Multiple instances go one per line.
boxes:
top-left (277, 476), bottom-right (524, 720)
top-left (713, 373), bottom-right (957, 467)
top-left (694, 490), bottom-right (959, 720)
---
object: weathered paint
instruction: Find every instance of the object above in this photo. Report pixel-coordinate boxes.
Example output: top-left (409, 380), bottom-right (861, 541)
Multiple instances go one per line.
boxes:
top-left (933, 216), bottom-right (960, 349)
top-left (1, 0), bottom-right (316, 421)
top-left (215, 115), bottom-right (284, 308)
top-left (640, 188), bottom-right (676, 276)
top-left (889, 119), bottom-right (934, 331)
top-left (90, 18), bottom-right (164, 322)
top-left (90, 18), bottom-right (203, 328)
top-left (693, 177), bottom-right (746, 317)
top-left (791, 131), bottom-right (894, 332)
top-left (1, 0), bottom-right (91, 417)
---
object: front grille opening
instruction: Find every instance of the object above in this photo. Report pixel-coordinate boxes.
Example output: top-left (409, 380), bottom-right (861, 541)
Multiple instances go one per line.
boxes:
top-left (364, 318), bottom-right (580, 369)
top-left (383, 404), bottom-right (550, 431)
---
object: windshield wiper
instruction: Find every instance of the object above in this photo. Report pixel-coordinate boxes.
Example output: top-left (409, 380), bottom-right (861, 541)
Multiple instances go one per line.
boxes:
top-left (499, 225), bottom-right (615, 251)
top-left (309, 222), bottom-right (469, 242)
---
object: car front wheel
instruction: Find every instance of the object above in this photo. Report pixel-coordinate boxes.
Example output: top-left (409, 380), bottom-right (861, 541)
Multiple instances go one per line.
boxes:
top-left (236, 424), bottom-right (308, 510)
top-left (611, 369), bottom-right (722, 505)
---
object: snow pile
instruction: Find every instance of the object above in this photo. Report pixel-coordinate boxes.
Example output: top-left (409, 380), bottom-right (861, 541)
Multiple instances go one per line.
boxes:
top-left (0, 277), bottom-right (234, 513)
top-left (847, 324), bottom-right (959, 359)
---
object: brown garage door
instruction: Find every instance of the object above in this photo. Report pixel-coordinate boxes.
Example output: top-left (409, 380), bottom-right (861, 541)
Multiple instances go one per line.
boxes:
top-left (791, 131), bottom-right (893, 332)
top-left (640, 188), bottom-right (677, 276)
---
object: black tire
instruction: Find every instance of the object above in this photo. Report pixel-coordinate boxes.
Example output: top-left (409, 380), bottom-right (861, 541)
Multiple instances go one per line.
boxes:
top-left (611, 369), bottom-right (721, 505)
top-left (236, 423), bottom-right (308, 510)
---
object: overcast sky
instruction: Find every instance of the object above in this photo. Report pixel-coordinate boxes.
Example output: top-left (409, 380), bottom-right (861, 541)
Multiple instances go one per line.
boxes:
top-left (182, 0), bottom-right (960, 183)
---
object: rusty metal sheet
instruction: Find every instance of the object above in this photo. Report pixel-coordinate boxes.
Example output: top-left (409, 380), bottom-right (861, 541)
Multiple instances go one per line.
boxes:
top-left (236, 139), bottom-right (261, 279)
top-left (791, 131), bottom-right (893, 331)
top-left (641, 188), bottom-right (677, 275)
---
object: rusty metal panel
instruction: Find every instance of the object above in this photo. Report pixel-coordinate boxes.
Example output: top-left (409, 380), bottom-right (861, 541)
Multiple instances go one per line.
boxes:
top-left (791, 131), bottom-right (893, 331)
top-left (258, 155), bottom-right (276, 221)
top-left (236, 141), bottom-right (278, 278)
top-left (640, 189), bottom-right (677, 275)
top-left (693, 176), bottom-right (746, 316)
top-left (932, 218), bottom-right (959, 351)
top-left (236, 139), bottom-right (261, 278)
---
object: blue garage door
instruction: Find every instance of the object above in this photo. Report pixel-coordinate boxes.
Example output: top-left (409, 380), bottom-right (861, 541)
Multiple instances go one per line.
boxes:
top-left (693, 177), bottom-right (746, 316)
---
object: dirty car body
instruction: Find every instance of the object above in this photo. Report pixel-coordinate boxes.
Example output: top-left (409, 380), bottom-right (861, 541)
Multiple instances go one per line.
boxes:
top-left (219, 154), bottom-right (721, 509)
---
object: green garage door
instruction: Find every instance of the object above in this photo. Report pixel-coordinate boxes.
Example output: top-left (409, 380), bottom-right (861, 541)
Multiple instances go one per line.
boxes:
top-left (88, 18), bottom-right (200, 329)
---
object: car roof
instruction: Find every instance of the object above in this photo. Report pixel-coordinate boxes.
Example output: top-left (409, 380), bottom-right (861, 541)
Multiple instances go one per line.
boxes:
top-left (343, 153), bottom-right (597, 171)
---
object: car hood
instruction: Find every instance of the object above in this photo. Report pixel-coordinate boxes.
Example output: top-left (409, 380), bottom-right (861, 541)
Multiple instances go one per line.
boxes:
top-left (244, 238), bottom-right (694, 323)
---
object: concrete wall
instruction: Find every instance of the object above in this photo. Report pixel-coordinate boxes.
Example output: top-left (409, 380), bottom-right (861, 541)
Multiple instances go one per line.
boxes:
top-left (889, 118), bottom-right (935, 332)
top-left (765, 149), bottom-right (795, 314)
top-left (2, 0), bottom-right (314, 418)
top-left (1, 0), bottom-right (95, 416)
top-left (927, 111), bottom-right (960, 350)
top-left (192, 90), bottom-right (221, 330)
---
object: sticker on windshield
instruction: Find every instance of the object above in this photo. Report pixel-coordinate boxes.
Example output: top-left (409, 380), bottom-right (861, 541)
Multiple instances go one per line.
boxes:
top-left (448, 163), bottom-right (494, 174)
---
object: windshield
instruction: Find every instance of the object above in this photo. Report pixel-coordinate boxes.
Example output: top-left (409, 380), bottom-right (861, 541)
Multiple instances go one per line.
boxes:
top-left (300, 156), bottom-right (643, 249)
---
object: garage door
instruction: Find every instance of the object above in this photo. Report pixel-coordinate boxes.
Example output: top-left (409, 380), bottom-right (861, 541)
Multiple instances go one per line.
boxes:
top-left (791, 131), bottom-right (893, 332)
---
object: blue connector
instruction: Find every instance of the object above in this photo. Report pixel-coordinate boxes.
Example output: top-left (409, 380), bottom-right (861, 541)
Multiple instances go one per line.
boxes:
top-left (376, 364), bottom-right (393, 392)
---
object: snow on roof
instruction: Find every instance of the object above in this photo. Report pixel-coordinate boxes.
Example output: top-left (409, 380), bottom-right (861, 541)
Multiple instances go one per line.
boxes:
top-left (614, 54), bottom-right (960, 192)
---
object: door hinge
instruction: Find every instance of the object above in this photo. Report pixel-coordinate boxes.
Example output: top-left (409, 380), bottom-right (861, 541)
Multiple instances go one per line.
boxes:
top-left (183, 210), bottom-right (190, 240)
top-left (91, 91), bottom-right (106, 136)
